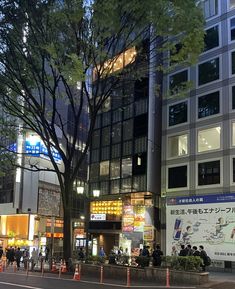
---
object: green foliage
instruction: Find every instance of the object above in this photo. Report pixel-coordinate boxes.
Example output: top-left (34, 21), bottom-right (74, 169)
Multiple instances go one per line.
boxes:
top-left (135, 256), bottom-right (150, 268)
top-left (163, 256), bottom-right (202, 272)
top-left (86, 255), bottom-right (106, 264)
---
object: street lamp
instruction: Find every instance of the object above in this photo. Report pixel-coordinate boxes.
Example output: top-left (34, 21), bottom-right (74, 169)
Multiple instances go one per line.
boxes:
top-left (92, 189), bottom-right (100, 197)
top-left (77, 186), bottom-right (84, 195)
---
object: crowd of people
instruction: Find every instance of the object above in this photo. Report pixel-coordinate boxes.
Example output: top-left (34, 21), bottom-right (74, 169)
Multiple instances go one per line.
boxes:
top-left (172, 244), bottom-right (210, 271)
top-left (0, 246), bottom-right (50, 271)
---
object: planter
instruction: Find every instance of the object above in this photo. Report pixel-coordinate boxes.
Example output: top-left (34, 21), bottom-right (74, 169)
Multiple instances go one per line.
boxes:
top-left (79, 263), bottom-right (209, 285)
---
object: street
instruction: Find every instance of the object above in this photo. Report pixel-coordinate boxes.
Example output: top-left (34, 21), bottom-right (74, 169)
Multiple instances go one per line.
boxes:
top-left (0, 271), bottom-right (198, 289)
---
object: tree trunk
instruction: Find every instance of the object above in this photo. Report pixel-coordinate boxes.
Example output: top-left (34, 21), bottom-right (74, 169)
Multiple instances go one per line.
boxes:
top-left (63, 206), bottom-right (72, 260)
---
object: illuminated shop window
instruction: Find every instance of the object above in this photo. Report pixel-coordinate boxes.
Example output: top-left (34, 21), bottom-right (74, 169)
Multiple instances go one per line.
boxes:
top-left (168, 134), bottom-right (188, 158)
top-left (198, 126), bottom-right (221, 152)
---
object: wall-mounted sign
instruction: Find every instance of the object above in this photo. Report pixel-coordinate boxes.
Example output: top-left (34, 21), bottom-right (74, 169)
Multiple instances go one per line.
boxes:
top-left (90, 213), bottom-right (106, 221)
top-left (144, 225), bottom-right (154, 241)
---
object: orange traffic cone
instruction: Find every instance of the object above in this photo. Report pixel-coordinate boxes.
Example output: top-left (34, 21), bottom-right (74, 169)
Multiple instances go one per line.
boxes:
top-left (51, 259), bottom-right (57, 272)
top-left (0, 260), bottom-right (3, 273)
top-left (61, 260), bottom-right (67, 273)
top-left (73, 264), bottom-right (80, 281)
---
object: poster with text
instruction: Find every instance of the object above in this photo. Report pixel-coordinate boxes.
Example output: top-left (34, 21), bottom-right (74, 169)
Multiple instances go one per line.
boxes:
top-left (166, 193), bottom-right (235, 261)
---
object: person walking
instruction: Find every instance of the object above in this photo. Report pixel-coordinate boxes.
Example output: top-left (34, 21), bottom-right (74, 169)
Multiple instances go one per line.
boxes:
top-left (15, 248), bottom-right (22, 270)
top-left (192, 246), bottom-right (200, 257)
top-left (152, 245), bottom-right (163, 267)
top-left (171, 246), bottom-right (178, 256)
top-left (186, 244), bottom-right (193, 256)
top-left (31, 248), bottom-right (38, 271)
top-left (99, 247), bottom-right (106, 258)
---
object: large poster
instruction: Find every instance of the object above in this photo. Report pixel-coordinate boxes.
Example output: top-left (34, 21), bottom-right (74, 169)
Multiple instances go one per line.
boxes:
top-left (166, 193), bottom-right (235, 261)
top-left (38, 188), bottom-right (61, 217)
top-left (122, 205), bottom-right (145, 232)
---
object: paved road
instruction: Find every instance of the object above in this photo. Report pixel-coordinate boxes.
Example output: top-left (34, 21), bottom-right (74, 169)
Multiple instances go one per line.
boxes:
top-left (0, 271), bottom-right (198, 289)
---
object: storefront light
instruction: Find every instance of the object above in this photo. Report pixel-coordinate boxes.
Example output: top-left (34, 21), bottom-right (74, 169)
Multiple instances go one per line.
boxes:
top-left (77, 186), bottom-right (84, 194)
top-left (93, 189), bottom-right (100, 197)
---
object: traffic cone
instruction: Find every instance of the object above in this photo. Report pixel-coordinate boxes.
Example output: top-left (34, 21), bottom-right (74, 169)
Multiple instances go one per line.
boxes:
top-left (0, 260), bottom-right (3, 273)
top-left (61, 260), bottom-right (67, 273)
top-left (51, 259), bottom-right (57, 272)
top-left (73, 264), bottom-right (80, 281)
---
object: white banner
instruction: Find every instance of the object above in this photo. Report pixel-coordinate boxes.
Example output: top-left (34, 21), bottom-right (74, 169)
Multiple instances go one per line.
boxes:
top-left (166, 194), bottom-right (235, 261)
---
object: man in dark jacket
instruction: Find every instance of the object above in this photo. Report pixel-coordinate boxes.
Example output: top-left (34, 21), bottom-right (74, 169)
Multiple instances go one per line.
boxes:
top-left (199, 245), bottom-right (208, 271)
top-left (179, 245), bottom-right (187, 256)
top-left (15, 248), bottom-right (22, 270)
top-left (152, 245), bottom-right (163, 267)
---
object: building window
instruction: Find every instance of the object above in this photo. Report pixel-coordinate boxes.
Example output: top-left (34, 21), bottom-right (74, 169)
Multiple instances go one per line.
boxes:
top-left (204, 25), bottom-right (219, 51)
top-left (135, 137), bottom-right (147, 153)
top-left (135, 99), bottom-right (148, 115)
top-left (123, 104), bottom-right (133, 119)
top-left (231, 17), bottom-right (235, 41)
top-left (113, 109), bottom-right (122, 123)
top-left (111, 180), bottom-right (120, 194)
top-left (198, 58), bottom-right (219, 86)
top-left (201, 0), bottom-right (218, 19)
top-left (230, 0), bottom-right (235, 10)
top-left (110, 160), bottom-right (120, 179)
top-left (198, 126), bottom-right (221, 152)
top-left (169, 101), bottom-right (187, 126)
top-left (134, 78), bottom-right (148, 99)
top-left (133, 175), bottom-right (146, 191)
top-left (100, 161), bottom-right (110, 177)
top-left (102, 126), bottom-right (110, 146)
top-left (169, 70), bottom-right (188, 95)
top-left (168, 165), bottom-right (187, 189)
top-left (232, 86), bottom-right (235, 109)
top-left (89, 163), bottom-right (99, 180)
top-left (100, 181), bottom-right (109, 195)
top-left (168, 134), bottom-right (188, 158)
top-left (123, 141), bottom-right (132, 156)
top-left (121, 178), bottom-right (132, 193)
top-left (123, 120), bottom-right (133, 140)
top-left (198, 160), bottom-right (220, 186)
top-left (122, 158), bottom-right (132, 178)
top-left (101, 146), bottom-right (110, 160)
top-left (134, 114), bottom-right (148, 137)
top-left (102, 112), bottom-right (111, 126)
top-left (233, 158), bottom-right (235, 182)
top-left (91, 149), bottom-right (99, 162)
top-left (133, 153), bottom-right (147, 175)
top-left (232, 122), bottom-right (235, 146)
top-left (112, 144), bottom-right (121, 158)
top-left (198, 91), bottom-right (220, 118)
top-left (92, 130), bottom-right (100, 149)
top-left (112, 123), bottom-right (121, 143)
top-left (232, 51), bottom-right (235, 74)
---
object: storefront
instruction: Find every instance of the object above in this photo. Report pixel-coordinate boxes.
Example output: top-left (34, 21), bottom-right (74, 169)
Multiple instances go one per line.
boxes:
top-left (89, 192), bottom-right (156, 256)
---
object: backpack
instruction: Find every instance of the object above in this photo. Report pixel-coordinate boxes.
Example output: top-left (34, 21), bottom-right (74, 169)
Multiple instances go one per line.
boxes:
top-left (205, 256), bottom-right (211, 266)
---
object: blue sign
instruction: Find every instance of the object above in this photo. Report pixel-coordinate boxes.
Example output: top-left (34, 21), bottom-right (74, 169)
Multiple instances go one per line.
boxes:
top-left (25, 140), bottom-right (41, 156)
top-left (167, 193), bottom-right (235, 206)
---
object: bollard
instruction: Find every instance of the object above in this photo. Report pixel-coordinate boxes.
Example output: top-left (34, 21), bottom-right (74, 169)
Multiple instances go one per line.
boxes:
top-left (13, 261), bottom-right (17, 273)
top-left (166, 267), bottom-right (170, 288)
top-left (100, 265), bottom-right (103, 284)
top-left (41, 260), bottom-right (44, 277)
top-left (79, 263), bottom-right (81, 280)
top-left (58, 260), bottom-right (62, 278)
top-left (26, 261), bottom-right (29, 277)
top-left (126, 267), bottom-right (130, 287)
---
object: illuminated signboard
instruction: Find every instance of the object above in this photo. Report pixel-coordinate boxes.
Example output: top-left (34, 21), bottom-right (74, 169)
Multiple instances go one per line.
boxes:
top-left (90, 214), bottom-right (106, 221)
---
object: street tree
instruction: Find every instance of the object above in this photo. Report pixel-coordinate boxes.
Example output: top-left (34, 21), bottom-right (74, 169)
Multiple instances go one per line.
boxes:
top-left (0, 0), bottom-right (204, 259)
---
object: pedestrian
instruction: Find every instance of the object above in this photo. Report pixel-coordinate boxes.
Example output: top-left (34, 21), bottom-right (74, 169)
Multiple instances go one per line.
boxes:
top-left (123, 248), bottom-right (129, 265)
top-left (78, 247), bottom-right (85, 261)
top-left (23, 249), bottom-right (29, 270)
top-left (31, 248), bottom-right (38, 271)
top-left (0, 247), bottom-right (3, 259)
top-left (15, 247), bottom-right (22, 270)
top-left (186, 244), bottom-right (193, 256)
top-left (179, 245), bottom-right (187, 256)
top-left (7, 247), bottom-right (15, 266)
top-left (99, 247), bottom-right (105, 258)
top-left (152, 245), bottom-right (163, 267)
top-left (199, 245), bottom-right (208, 271)
top-left (171, 245), bottom-right (178, 256)
top-left (192, 246), bottom-right (200, 257)
top-left (45, 246), bottom-right (50, 263)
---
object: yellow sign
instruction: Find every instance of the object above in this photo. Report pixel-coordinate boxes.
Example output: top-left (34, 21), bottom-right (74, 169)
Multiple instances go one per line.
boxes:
top-left (143, 226), bottom-right (154, 241)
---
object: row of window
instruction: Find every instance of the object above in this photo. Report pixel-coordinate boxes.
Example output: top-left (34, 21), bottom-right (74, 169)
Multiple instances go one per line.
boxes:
top-left (167, 157), bottom-right (235, 189)
top-left (168, 87), bottom-right (235, 127)
top-left (200, 0), bottom-right (235, 20)
top-left (89, 175), bottom-right (147, 195)
top-left (90, 153), bottom-right (147, 181)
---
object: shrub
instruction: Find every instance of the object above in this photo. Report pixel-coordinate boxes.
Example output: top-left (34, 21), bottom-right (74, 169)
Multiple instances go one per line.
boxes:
top-left (135, 256), bottom-right (150, 268)
top-left (162, 256), bottom-right (201, 272)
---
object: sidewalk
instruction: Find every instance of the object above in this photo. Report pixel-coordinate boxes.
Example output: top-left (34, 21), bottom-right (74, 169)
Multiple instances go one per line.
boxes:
top-left (200, 271), bottom-right (235, 289)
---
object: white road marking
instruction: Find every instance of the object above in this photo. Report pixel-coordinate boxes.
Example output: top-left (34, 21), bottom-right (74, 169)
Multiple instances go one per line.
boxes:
top-left (0, 281), bottom-right (43, 289)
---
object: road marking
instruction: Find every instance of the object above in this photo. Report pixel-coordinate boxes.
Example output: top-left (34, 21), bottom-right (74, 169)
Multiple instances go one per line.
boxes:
top-left (0, 272), bottom-right (196, 288)
top-left (0, 281), bottom-right (43, 289)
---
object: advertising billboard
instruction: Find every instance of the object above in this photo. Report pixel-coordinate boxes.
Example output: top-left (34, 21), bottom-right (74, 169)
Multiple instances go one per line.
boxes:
top-left (166, 193), bottom-right (235, 261)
